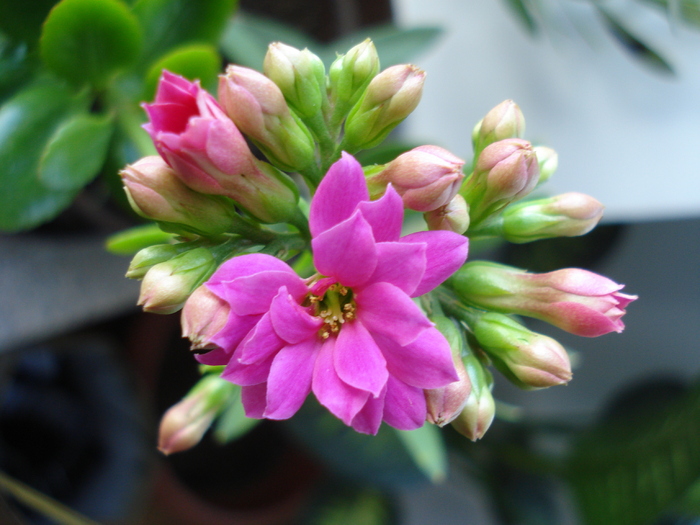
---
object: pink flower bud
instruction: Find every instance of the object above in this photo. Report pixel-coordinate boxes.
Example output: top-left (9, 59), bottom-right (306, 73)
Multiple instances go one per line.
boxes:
top-left (472, 99), bottom-right (526, 155)
top-left (143, 71), bottom-right (298, 224)
top-left (424, 194), bottom-right (470, 234)
top-left (450, 350), bottom-right (495, 441)
top-left (472, 313), bottom-right (572, 388)
top-left (451, 261), bottom-right (638, 337)
top-left (181, 285), bottom-right (230, 352)
top-left (343, 64), bottom-right (425, 151)
top-left (461, 138), bottom-right (540, 226)
top-left (501, 192), bottom-right (604, 243)
top-left (218, 65), bottom-right (316, 172)
top-left (158, 374), bottom-right (234, 455)
top-left (367, 146), bottom-right (465, 212)
top-left (121, 156), bottom-right (237, 236)
top-left (126, 243), bottom-right (190, 280)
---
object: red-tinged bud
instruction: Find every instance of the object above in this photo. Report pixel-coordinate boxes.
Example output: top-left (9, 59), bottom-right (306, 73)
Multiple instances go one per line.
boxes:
top-left (218, 65), bottom-right (316, 172)
top-left (461, 138), bottom-right (539, 227)
top-left (121, 156), bottom-right (238, 236)
top-left (472, 100), bottom-right (526, 156)
top-left (425, 316), bottom-right (472, 426)
top-left (181, 285), bottom-right (230, 352)
top-left (450, 261), bottom-right (638, 337)
top-left (126, 242), bottom-right (192, 280)
top-left (366, 146), bottom-right (465, 212)
top-left (158, 374), bottom-right (236, 455)
top-left (343, 64), bottom-right (425, 151)
top-left (534, 146), bottom-right (558, 185)
top-left (500, 192), bottom-right (604, 243)
top-left (328, 39), bottom-right (380, 124)
top-left (264, 42), bottom-right (326, 119)
top-left (471, 312), bottom-right (572, 389)
top-left (451, 347), bottom-right (495, 441)
top-left (424, 194), bottom-right (470, 234)
top-left (138, 248), bottom-right (217, 314)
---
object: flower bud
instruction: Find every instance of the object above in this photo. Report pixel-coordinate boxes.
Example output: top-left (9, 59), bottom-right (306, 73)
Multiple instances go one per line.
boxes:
top-left (143, 72), bottom-right (299, 224)
top-left (181, 285), bottom-right (230, 352)
top-left (461, 138), bottom-right (539, 226)
top-left (138, 247), bottom-right (217, 314)
top-left (366, 145), bottom-right (465, 212)
top-left (500, 192), bottom-right (604, 243)
top-left (126, 242), bottom-right (192, 280)
top-left (264, 42), bottom-right (326, 119)
top-left (424, 194), bottom-right (470, 234)
top-left (121, 156), bottom-right (238, 236)
top-left (158, 374), bottom-right (236, 455)
top-left (218, 65), bottom-right (316, 172)
top-left (343, 64), bottom-right (425, 151)
top-left (328, 39), bottom-right (380, 121)
top-left (472, 312), bottom-right (571, 388)
top-left (533, 146), bottom-right (558, 185)
top-left (450, 346), bottom-right (495, 441)
top-left (450, 261), bottom-right (638, 337)
top-left (472, 100), bottom-right (525, 156)
top-left (425, 316), bottom-right (472, 426)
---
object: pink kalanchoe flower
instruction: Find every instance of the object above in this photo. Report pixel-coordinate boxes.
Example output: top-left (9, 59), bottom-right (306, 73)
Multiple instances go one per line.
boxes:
top-left (143, 71), bottom-right (297, 224)
top-left (198, 153), bottom-right (469, 434)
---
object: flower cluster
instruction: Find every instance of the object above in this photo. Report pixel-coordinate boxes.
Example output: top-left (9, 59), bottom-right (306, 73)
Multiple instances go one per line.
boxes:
top-left (116, 40), bottom-right (636, 451)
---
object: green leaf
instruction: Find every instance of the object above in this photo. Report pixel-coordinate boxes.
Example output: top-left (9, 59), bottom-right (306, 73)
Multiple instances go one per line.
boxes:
top-left (220, 12), bottom-right (319, 70)
top-left (0, 80), bottom-right (88, 232)
top-left (395, 424), bottom-right (448, 483)
top-left (144, 44), bottom-right (221, 99)
top-left (105, 223), bottom-right (175, 255)
top-left (0, 0), bottom-right (59, 45)
top-left (565, 382), bottom-right (700, 525)
top-left (0, 38), bottom-right (35, 102)
top-left (39, 112), bottom-right (114, 191)
top-left (213, 386), bottom-right (260, 444)
top-left (133, 0), bottom-right (238, 67)
top-left (40, 0), bottom-right (142, 88)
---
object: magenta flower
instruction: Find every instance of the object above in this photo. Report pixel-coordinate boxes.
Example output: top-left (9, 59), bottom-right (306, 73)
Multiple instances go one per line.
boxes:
top-left (198, 153), bottom-right (469, 434)
top-left (143, 71), bottom-right (297, 223)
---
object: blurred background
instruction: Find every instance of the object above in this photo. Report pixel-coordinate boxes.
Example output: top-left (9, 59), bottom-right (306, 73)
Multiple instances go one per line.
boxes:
top-left (1, 0), bottom-right (699, 523)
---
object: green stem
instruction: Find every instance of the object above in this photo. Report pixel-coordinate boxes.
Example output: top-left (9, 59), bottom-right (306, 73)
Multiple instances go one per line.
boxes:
top-left (433, 285), bottom-right (487, 328)
top-left (288, 207), bottom-right (311, 241)
top-left (259, 233), bottom-right (308, 261)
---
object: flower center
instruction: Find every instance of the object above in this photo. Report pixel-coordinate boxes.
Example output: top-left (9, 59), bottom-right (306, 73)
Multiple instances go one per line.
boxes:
top-left (307, 283), bottom-right (357, 339)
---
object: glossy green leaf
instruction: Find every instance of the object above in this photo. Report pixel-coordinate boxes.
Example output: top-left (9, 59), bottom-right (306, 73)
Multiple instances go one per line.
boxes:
top-left (395, 424), bottom-right (448, 483)
top-left (133, 0), bottom-right (237, 67)
top-left (40, 0), bottom-right (142, 88)
top-left (39, 112), bottom-right (114, 191)
top-left (144, 44), bottom-right (221, 99)
top-left (0, 39), bottom-right (35, 102)
top-left (0, 80), bottom-right (88, 231)
top-left (105, 223), bottom-right (175, 255)
top-left (0, 0), bottom-right (59, 45)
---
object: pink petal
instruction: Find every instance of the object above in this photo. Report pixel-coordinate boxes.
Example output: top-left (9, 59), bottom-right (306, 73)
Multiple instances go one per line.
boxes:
top-left (355, 185), bottom-right (403, 242)
top-left (350, 386), bottom-right (386, 435)
top-left (241, 383), bottom-right (267, 418)
top-left (355, 282), bottom-right (433, 346)
top-left (226, 272), bottom-right (307, 315)
top-left (309, 152), bottom-right (369, 237)
top-left (264, 339), bottom-right (320, 420)
top-left (401, 230), bottom-right (469, 296)
top-left (541, 268), bottom-right (624, 296)
top-left (194, 347), bottom-right (231, 366)
top-left (368, 241), bottom-right (426, 296)
top-left (269, 287), bottom-right (323, 344)
top-left (312, 338), bottom-right (370, 425)
top-left (545, 302), bottom-right (625, 337)
top-left (382, 376), bottom-right (427, 431)
top-left (236, 312), bottom-right (284, 364)
top-left (222, 353), bottom-right (274, 385)
top-left (312, 211), bottom-right (378, 288)
top-left (208, 253), bottom-right (297, 285)
top-left (334, 320), bottom-right (388, 397)
top-left (374, 327), bottom-right (459, 388)
top-left (210, 312), bottom-right (261, 353)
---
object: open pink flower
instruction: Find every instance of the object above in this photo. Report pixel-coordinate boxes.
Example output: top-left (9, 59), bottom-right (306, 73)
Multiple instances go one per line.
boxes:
top-left (199, 153), bottom-right (469, 434)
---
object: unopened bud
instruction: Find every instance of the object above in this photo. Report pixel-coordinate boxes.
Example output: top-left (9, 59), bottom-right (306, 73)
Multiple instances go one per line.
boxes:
top-left (158, 374), bottom-right (236, 455)
top-left (472, 100), bottom-right (525, 156)
top-left (424, 194), bottom-right (470, 234)
top-left (461, 138), bottom-right (539, 226)
top-left (218, 65), bottom-right (316, 172)
top-left (328, 39), bottom-right (380, 123)
top-left (451, 344), bottom-right (495, 441)
top-left (472, 312), bottom-right (571, 388)
top-left (264, 42), bottom-right (326, 118)
top-left (126, 242), bottom-right (192, 280)
top-left (343, 64), bottom-right (425, 151)
top-left (121, 156), bottom-right (238, 236)
top-left (181, 285), bottom-right (230, 352)
top-left (366, 145), bottom-right (465, 212)
top-left (425, 316), bottom-right (472, 426)
top-left (500, 192), bottom-right (604, 243)
top-left (138, 248), bottom-right (217, 314)
top-left (533, 146), bottom-right (558, 184)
